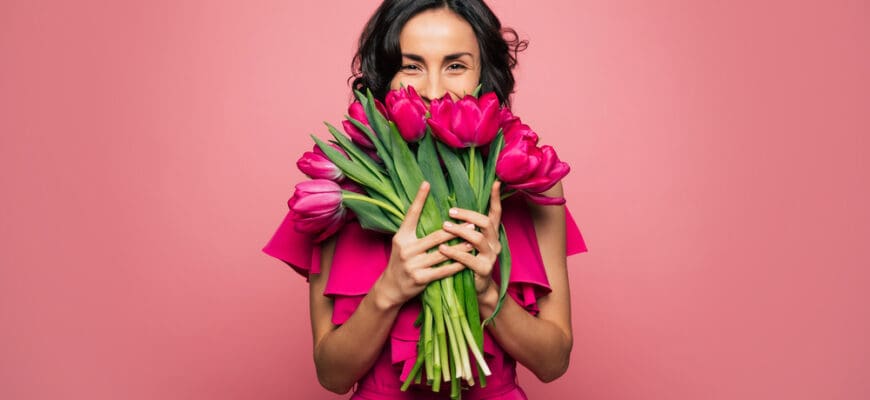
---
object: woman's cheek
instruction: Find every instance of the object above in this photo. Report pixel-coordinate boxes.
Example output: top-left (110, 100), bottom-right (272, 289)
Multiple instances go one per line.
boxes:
top-left (390, 74), bottom-right (420, 91)
top-left (447, 78), bottom-right (480, 99)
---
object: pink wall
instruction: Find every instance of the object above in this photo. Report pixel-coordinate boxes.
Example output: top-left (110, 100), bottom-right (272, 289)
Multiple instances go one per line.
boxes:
top-left (1, 0), bottom-right (868, 399)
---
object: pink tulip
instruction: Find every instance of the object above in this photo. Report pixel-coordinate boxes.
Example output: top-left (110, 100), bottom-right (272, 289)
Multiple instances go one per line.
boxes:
top-left (498, 107), bottom-right (520, 130)
top-left (428, 92), bottom-right (501, 148)
top-left (507, 145), bottom-right (570, 194)
top-left (385, 86), bottom-right (428, 142)
top-left (288, 179), bottom-right (347, 242)
top-left (496, 119), bottom-right (570, 205)
top-left (496, 123), bottom-right (541, 183)
top-left (342, 100), bottom-right (387, 149)
top-left (296, 145), bottom-right (345, 181)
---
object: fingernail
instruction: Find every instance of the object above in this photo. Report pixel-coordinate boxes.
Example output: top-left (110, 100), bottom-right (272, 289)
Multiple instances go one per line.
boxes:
top-left (443, 221), bottom-right (453, 228)
top-left (448, 208), bottom-right (458, 216)
top-left (466, 223), bottom-right (475, 229)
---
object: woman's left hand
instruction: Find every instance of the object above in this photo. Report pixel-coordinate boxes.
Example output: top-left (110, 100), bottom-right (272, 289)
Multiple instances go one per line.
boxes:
top-left (438, 181), bottom-right (503, 294)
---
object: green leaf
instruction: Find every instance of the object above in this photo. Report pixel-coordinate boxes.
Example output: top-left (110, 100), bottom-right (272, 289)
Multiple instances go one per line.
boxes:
top-left (341, 192), bottom-right (401, 233)
top-left (478, 130), bottom-right (504, 212)
top-left (344, 115), bottom-right (383, 151)
top-left (471, 83), bottom-right (483, 98)
top-left (312, 135), bottom-right (383, 192)
top-left (345, 116), bottom-right (408, 208)
top-left (462, 270), bottom-right (483, 348)
top-left (435, 141), bottom-right (476, 211)
top-left (367, 190), bottom-right (404, 226)
top-left (325, 122), bottom-right (386, 185)
top-left (416, 130), bottom-right (449, 220)
top-left (470, 146), bottom-right (485, 211)
top-left (364, 89), bottom-right (392, 146)
top-left (483, 223), bottom-right (511, 326)
top-left (389, 122), bottom-right (440, 236)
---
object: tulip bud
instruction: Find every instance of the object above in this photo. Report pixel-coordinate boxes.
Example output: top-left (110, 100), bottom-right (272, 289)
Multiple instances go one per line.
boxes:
top-left (496, 121), bottom-right (570, 205)
top-left (385, 86), bottom-right (428, 142)
top-left (296, 145), bottom-right (344, 181)
top-left (288, 179), bottom-right (347, 242)
top-left (428, 92), bottom-right (502, 148)
top-left (342, 100), bottom-right (387, 149)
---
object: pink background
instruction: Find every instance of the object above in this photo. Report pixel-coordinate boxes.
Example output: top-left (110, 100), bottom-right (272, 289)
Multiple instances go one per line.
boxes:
top-left (1, 0), bottom-right (868, 399)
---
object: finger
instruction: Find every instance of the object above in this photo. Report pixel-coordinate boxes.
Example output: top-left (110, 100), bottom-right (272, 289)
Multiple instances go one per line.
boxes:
top-left (404, 228), bottom-right (457, 256)
top-left (488, 180), bottom-right (503, 224)
top-left (447, 208), bottom-right (491, 233)
top-left (414, 262), bottom-right (465, 283)
top-left (442, 221), bottom-right (485, 247)
top-left (438, 243), bottom-right (488, 274)
top-left (413, 244), bottom-right (467, 268)
top-left (398, 181), bottom-right (430, 235)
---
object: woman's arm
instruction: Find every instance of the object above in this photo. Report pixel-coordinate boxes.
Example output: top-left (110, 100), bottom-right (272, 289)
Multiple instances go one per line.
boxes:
top-left (440, 181), bottom-right (574, 382)
top-left (308, 237), bottom-right (399, 394)
top-left (309, 182), bottom-right (471, 394)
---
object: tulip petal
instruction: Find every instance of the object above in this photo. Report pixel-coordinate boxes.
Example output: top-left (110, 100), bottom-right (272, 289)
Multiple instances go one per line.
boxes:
top-left (523, 191), bottom-right (566, 205)
top-left (429, 118), bottom-right (465, 149)
top-left (342, 119), bottom-right (374, 148)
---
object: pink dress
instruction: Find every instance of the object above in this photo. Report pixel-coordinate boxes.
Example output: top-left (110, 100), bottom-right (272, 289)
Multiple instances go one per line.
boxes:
top-left (263, 195), bottom-right (588, 399)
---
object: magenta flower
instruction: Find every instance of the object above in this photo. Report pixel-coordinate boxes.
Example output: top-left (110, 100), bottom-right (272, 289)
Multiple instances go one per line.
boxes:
top-left (499, 107), bottom-right (520, 129)
top-left (496, 120), bottom-right (570, 205)
top-left (428, 92), bottom-right (501, 148)
top-left (296, 144), bottom-right (345, 181)
top-left (496, 122), bottom-right (541, 183)
top-left (510, 145), bottom-right (570, 191)
top-left (342, 100), bottom-right (387, 149)
top-left (385, 86), bottom-right (428, 142)
top-left (288, 179), bottom-right (347, 242)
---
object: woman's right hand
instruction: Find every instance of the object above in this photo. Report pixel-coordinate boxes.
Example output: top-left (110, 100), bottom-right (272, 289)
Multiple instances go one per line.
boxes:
top-left (372, 181), bottom-right (470, 309)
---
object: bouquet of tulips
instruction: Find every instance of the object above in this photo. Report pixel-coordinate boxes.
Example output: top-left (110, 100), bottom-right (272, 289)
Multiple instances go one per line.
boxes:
top-left (289, 86), bottom-right (569, 398)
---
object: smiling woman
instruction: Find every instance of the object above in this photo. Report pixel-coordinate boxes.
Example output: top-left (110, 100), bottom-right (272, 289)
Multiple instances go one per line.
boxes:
top-left (263, 1), bottom-right (588, 399)
top-left (388, 8), bottom-right (482, 102)
top-left (351, 0), bottom-right (526, 107)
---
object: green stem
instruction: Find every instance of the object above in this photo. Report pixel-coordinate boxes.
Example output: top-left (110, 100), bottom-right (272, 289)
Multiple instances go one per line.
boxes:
top-left (382, 189), bottom-right (407, 213)
top-left (401, 346), bottom-right (425, 391)
top-left (499, 189), bottom-right (517, 201)
top-left (443, 280), bottom-right (473, 381)
top-left (342, 192), bottom-right (405, 220)
top-left (461, 314), bottom-right (491, 376)
top-left (468, 146), bottom-right (476, 190)
top-left (431, 282), bottom-right (450, 385)
top-left (441, 294), bottom-right (464, 379)
top-left (424, 303), bottom-right (434, 384)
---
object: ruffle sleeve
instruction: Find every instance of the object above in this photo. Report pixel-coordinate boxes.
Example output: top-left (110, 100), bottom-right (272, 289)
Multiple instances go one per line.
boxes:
top-left (262, 210), bottom-right (322, 280)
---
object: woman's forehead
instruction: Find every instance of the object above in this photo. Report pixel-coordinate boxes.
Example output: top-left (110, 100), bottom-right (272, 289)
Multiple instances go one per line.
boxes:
top-left (399, 8), bottom-right (479, 59)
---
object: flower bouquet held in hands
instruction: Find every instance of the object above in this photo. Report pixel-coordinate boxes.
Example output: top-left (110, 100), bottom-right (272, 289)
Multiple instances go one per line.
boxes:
top-left (289, 86), bottom-right (569, 399)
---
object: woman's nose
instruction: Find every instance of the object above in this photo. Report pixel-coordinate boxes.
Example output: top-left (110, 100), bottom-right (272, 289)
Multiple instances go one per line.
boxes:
top-left (419, 74), bottom-right (446, 103)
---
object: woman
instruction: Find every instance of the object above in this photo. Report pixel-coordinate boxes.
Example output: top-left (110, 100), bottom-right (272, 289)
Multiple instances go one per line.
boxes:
top-left (264, 1), bottom-right (587, 398)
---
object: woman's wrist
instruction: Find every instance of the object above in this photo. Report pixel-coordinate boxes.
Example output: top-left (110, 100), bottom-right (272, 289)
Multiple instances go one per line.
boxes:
top-left (369, 275), bottom-right (404, 312)
top-left (477, 283), bottom-right (499, 319)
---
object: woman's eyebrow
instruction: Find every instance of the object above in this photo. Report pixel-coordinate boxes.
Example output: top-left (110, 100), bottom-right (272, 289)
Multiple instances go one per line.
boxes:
top-left (443, 52), bottom-right (474, 62)
top-left (401, 52), bottom-right (475, 63)
top-left (402, 53), bottom-right (425, 62)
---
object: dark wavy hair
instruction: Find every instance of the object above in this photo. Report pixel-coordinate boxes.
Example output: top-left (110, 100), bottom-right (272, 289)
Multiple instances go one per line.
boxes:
top-left (350, 0), bottom-right (528, 107)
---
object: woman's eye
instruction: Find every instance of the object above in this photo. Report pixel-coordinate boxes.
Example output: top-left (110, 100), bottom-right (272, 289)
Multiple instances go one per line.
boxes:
top-left (401, 65), bottom-right (420, 71)
top-left (447, 64), bottom-right (467, 71)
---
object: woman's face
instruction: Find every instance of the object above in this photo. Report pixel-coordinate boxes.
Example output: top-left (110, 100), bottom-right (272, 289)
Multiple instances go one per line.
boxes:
top-left (389, 8), bottom-right (482, 103)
